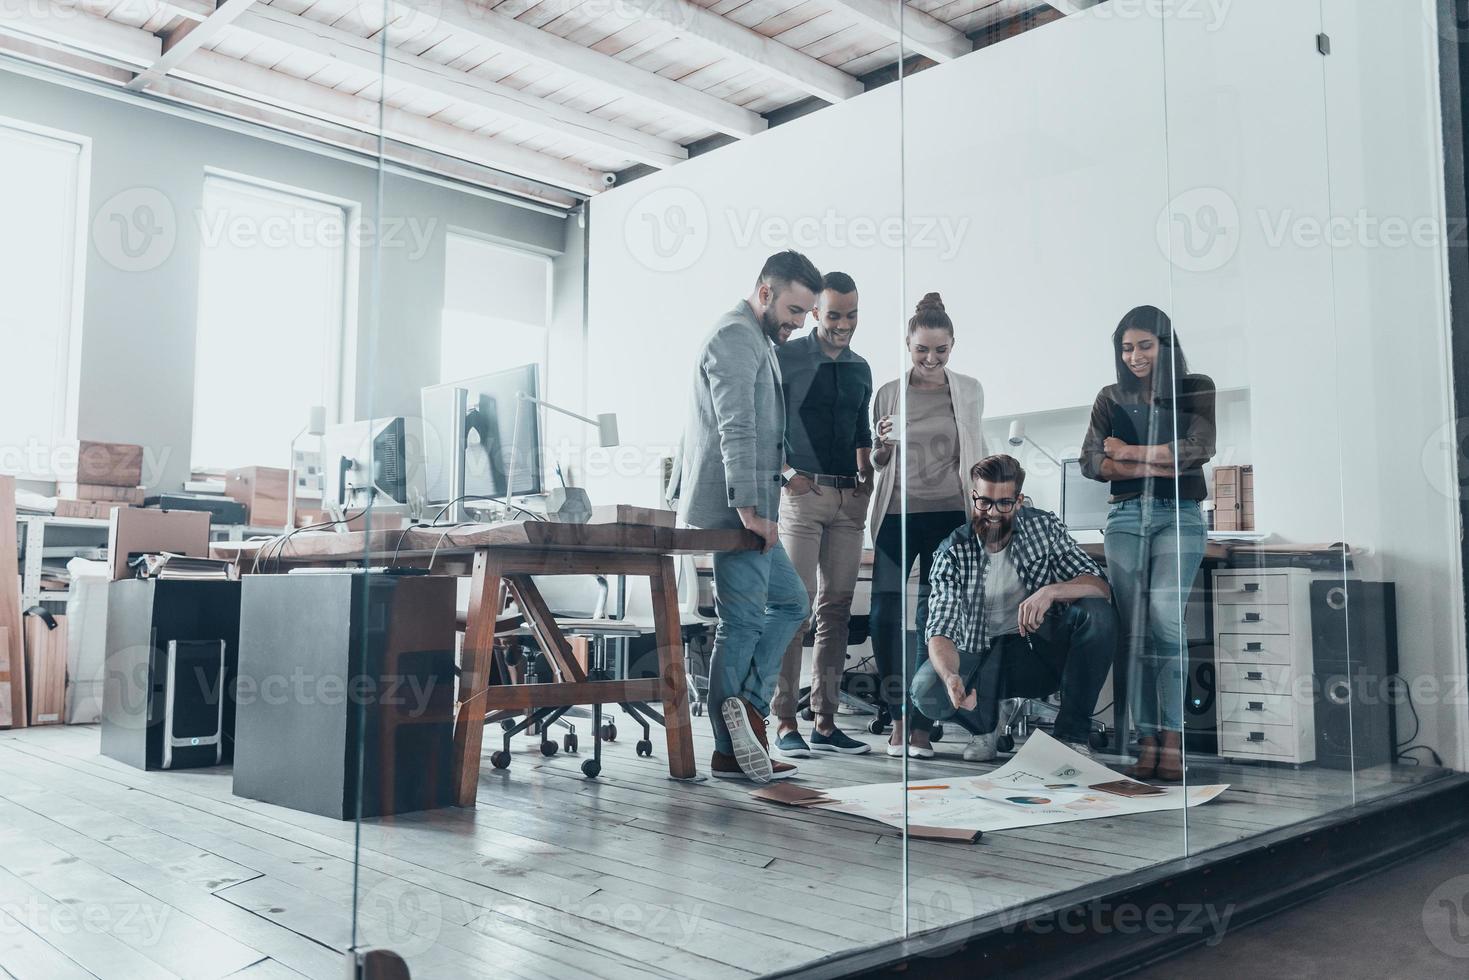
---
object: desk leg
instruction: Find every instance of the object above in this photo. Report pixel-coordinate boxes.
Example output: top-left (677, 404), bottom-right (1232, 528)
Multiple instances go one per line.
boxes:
top-left (453, 551), bottom-right (503, 806)
top-left (650, 555), bottom-right (696, 778)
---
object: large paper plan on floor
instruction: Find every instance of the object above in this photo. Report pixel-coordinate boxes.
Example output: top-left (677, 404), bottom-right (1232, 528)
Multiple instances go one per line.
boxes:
top-left (818, 731), bottom-right (1228, 834)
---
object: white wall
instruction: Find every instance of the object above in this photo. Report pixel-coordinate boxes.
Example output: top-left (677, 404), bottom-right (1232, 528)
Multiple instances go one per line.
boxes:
top-left (0, 66), bottom-right (569, 491)
top-left (587, 1), bottom-right (1467, 766)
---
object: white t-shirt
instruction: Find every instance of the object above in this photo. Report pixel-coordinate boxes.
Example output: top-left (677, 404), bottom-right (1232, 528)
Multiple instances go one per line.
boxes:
top-left (983, 543), bottom-right (1026, 638)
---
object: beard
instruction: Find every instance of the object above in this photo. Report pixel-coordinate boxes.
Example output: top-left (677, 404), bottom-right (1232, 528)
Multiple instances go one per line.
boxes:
top-left (759, 307), bottom-right (790, 345)
top-left (972, 511), bottom-right (1014, 546)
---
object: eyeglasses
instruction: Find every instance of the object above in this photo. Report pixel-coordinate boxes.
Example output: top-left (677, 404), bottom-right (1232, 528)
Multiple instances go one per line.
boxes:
top-left (971, 493), bottom-right (1018, 514)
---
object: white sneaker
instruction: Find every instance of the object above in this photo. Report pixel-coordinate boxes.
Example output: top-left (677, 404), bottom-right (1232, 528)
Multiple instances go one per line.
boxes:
top-left (963, 733), bottom-right (997, 762)
top-left (1059, 738), bottom-right (1095, 759)
top-left (885, 741), bottom-right (905, 758)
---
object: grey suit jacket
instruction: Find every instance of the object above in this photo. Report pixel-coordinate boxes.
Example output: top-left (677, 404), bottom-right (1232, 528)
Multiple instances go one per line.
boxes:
top-left (668, 300), bottom-right (786, 530)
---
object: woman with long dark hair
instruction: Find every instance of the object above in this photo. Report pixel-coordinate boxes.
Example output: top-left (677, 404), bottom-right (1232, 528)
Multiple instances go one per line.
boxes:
top-left (1081, 305), bottom-right (1216, 781)
top-left (868, 293), bottom-right (986, 759)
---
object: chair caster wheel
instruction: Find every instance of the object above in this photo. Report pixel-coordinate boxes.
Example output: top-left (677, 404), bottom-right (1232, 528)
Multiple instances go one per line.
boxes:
top-left (636, 739), bottom-right (653, 757)
top-left (490, 750), bottom-right (511, 770)
top-left (581, 759), bottom-right (601, 778)
top-left (931, 725), bottom-right (945, 743)
top-left (867, 719), bottom-right (887, 736)
top-left (564, 734), bottom-right (579, 753)
top-left (997, 735), bottom-right (1015, 753)
top-left (1089, 730), bottom-right (1109, 750)
top-left (540, 741), bottom-right (558, 757)
top-left (600, 723), bottom-right (617, 742)
top-left (501, 720), bottom-right (517, 732)
top-left (800, 708), bottom-right (814, 722)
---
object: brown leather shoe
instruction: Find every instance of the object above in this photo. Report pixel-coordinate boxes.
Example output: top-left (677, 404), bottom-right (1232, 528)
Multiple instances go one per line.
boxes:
top-left (1155, 730), bottom-right (1183, 782)
top-left (1125, 736), bottom-right (1159, 780)
top-left (720, 698), bottom-right (774, 782)
top-left (711, 750), bottom-right (796, 780)
top-left (743, 699), bottom-right (771, 752)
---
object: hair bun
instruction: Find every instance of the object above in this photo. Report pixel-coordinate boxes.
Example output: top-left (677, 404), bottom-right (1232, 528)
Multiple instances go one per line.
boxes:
top-left (915, 292), bottom-right (945, 314)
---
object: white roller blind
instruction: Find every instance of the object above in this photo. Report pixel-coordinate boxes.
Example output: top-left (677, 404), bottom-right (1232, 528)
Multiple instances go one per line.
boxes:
top-left (443, 233), bottom-right (549, 328)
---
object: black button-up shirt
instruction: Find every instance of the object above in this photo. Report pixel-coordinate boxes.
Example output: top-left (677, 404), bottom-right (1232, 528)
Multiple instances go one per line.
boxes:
top-left (776, 333), bottom-right (874, 478)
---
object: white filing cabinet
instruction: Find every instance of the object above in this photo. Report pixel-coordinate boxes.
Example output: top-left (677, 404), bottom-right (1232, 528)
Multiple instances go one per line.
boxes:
top-left (1212, 567), bottom-right (1324, 764)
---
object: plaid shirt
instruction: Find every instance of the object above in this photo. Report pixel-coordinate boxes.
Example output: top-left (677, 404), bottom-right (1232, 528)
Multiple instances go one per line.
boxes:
top-left (926, 506), bottom-right (1107, 653)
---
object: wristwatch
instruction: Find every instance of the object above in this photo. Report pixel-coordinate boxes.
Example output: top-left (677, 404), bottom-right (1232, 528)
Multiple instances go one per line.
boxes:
top-left (780, 467), bottom-right (798, 486)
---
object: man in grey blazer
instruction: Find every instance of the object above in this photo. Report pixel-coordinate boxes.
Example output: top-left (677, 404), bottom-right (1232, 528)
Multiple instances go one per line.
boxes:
top-left (670, 250), bottom-right (821, 782)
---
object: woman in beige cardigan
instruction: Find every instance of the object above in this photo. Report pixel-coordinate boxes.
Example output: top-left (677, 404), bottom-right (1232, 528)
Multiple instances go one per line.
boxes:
top-left (868, 293), bottom-right (986, 758)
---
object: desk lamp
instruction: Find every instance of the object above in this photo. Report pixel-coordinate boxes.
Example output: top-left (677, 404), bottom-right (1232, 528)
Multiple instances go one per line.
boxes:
top-left (508, 394), bottom-right (620, 524)
top-left (1007, 419), bottom-right (1061, 467)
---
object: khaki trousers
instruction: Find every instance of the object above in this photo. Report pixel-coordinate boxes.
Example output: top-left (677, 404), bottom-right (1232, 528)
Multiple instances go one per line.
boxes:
top-left (771, 485), bottom-right (868, 719)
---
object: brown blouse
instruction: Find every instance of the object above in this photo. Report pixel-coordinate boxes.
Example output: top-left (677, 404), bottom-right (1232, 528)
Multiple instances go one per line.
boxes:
top-left (1079, 374), bottom-right (1217, 502)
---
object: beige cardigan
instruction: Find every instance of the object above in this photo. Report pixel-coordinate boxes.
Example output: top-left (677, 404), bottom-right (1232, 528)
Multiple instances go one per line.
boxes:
top-left (867, 368), bottom-right (987, 533)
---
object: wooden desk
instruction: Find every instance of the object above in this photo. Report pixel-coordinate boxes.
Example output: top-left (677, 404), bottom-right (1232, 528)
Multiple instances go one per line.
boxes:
top-left (214, 518), bottom-right (759, 804)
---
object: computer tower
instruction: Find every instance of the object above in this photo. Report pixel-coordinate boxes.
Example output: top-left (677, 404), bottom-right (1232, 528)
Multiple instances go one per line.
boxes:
top-left (233, 572), bottom-right (457, 819)
top-left (101, 579), bottom-right (241, 770)
top-left (1310, 581), bottom-right (1398, 770)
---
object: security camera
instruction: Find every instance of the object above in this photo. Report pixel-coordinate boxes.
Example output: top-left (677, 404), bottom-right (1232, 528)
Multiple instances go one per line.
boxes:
top-left (601, 172), bottom-right (618, 187)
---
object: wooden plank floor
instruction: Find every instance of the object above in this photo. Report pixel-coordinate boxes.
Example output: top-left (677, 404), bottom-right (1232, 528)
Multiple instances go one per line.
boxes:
top-left (0, 722), bottom-right (1444, 979)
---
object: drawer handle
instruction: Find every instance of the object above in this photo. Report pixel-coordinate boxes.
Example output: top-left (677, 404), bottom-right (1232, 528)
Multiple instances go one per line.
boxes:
top-left (1246, 642), bottom-right (1263, 652)
top-left (1247, 671), bottom-right (1264, 681)
top-left (1248, 732), bottom-right (1265, 742)
top-left (1248, 701), bottom-right (1265, 711)
top-left (1243, 612), bottom-right (1262, 623)
top-left (1243, 582), bottom-right (1260, 593)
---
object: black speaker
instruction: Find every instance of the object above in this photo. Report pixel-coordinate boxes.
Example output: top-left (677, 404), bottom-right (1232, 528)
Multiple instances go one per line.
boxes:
top-left (1310, 581), bottom-right (1398, 770)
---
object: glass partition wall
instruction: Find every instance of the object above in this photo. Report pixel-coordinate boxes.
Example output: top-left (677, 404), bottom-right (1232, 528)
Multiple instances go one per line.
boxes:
top-left (334, 0), bottom-right (1469, 976)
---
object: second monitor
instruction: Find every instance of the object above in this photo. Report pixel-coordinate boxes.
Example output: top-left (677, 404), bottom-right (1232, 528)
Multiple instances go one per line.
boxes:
top-left (420, 363), bottom-right (543, 507)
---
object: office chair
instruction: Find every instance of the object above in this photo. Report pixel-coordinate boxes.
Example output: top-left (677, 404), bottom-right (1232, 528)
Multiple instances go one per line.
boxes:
top-left (994, 694), bottom-right (1110, 754)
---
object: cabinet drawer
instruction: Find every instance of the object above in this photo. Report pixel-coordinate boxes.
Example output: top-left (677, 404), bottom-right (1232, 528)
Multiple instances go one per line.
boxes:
top-left (1219, 692), bottom-right (1296, 727)
top-left (1214, 603), bottom-right (1292, 634)
top-left (1214, 572), bottom-right (1290, 605)
top-left (1218, 661), bottom-right (1294, 695)
top-left (1218, 722), bottom-right (1300, 760)
top-left (1215, 634), bottom-right (1294, 665)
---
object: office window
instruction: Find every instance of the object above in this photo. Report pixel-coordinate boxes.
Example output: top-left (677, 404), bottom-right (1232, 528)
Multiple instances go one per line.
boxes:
top-left (191, 174), bottom-right (353, 470)
top-left (0, 119), bottom-right (88, 472)
top-left (439, 233), bottom-right (551, 383)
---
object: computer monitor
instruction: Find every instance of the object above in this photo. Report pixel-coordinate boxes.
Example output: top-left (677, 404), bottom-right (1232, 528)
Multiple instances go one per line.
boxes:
top-left (1060, 458), bottom-right (1111, 532)
top-left (321, 417), bottom-right (423, 510)
top-left (420, 364), bottom-right (542, 505)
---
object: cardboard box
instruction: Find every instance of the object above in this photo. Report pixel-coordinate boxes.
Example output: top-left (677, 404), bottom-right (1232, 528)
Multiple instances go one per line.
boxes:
top-left (57, 483), bottom-right (145, 505)
top-left (56, 500), bottom-right (129, 521)
top-left (75, 441), bottom-right (144, 488)
top-left (225, 466), bottom-right (290, 528)
top-left (1210, 465), bottom-right (1255, 532)
top-left (25, 613), bottom-right (66, 725)
top-left (108, 508), bottom-right (211, 581)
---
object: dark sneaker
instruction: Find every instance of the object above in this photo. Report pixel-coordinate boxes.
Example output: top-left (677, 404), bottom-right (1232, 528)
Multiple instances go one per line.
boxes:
top-left (810, 727), bottom-right (871, 755)
top-left (711, 751), bottom-right (797, 780)
top-left (720, 698), bottom-right (773, 782)
top-left (775, 730), bottom-right (810, 757)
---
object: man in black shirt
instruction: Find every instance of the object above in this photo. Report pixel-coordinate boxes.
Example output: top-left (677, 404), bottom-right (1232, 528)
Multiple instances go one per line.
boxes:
top-left (770, 272), bottom-right (874, 756)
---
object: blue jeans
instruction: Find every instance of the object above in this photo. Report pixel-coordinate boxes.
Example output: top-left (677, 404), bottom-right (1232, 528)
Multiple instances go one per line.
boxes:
top-left (708, 542), bottom-right (810, 754)
top-left (1104, 497), bottom-right (1206, 738)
